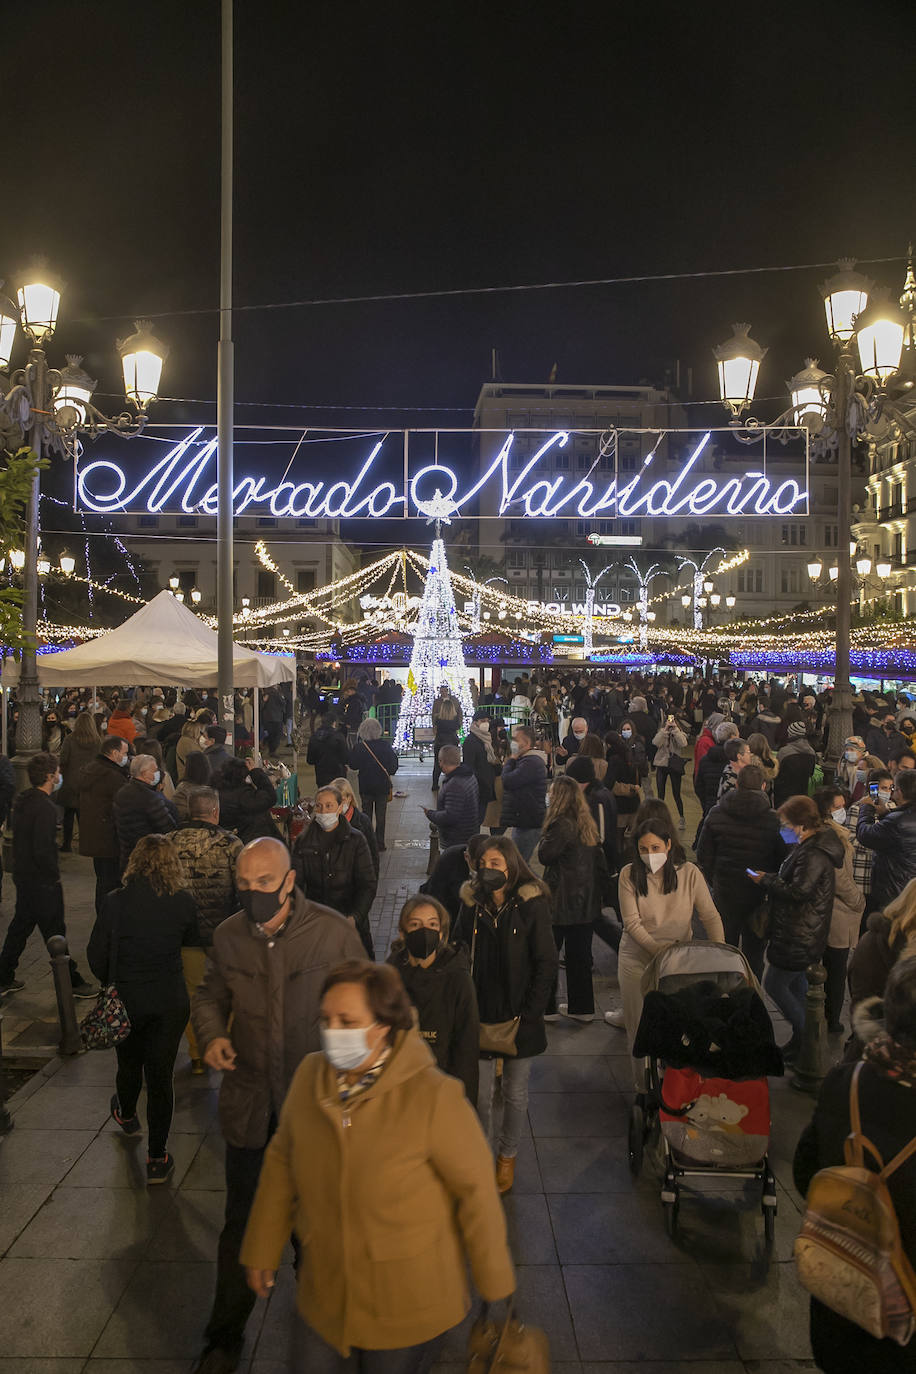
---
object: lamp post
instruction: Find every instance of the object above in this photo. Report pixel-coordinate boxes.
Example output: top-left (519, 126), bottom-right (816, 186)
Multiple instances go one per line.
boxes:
top-left (623, 558), bottom-right (668, 651)
top-left (714, 260), bottom-right (906, 771)
top-left (578, 558), bottom-right (613, 658)
top-left (0, 269), bottom-right (166, 780)
top-left (676, 548), bottom-right (726, 630)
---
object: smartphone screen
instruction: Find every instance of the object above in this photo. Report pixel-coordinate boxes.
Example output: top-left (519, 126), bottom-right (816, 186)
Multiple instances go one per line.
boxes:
top-left (869, 783), bottom-right (880, 796)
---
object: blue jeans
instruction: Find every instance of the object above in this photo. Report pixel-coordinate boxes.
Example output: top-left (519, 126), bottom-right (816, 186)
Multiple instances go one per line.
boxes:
top-left (509, 827), bottom-right (541, 862)
top-left (764, 965), bottom-right (808, 1041)
top-left (478, 1056), bottom-right (532, 1159)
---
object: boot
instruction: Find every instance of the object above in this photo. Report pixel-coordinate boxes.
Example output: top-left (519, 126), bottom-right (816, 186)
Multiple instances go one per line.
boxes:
top-left (495, 1155), bottom-right (516, 1194)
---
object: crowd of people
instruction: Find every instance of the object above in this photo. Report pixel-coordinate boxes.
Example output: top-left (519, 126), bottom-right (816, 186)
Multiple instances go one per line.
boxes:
top-left (1, 665), bottom-right (915, 1372)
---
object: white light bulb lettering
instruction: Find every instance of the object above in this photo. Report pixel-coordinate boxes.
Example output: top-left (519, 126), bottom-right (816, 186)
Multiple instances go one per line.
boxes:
top-left (76, 428), bottom-right (808, 519)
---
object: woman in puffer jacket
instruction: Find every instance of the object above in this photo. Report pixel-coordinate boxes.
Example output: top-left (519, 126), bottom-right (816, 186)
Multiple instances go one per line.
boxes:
top-left (749, 794), bottom-right (842, 1061)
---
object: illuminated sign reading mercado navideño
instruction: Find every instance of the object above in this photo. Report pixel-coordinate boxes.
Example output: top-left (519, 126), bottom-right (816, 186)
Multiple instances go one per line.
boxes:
top-left (76, 427), bottom-right (809, 521)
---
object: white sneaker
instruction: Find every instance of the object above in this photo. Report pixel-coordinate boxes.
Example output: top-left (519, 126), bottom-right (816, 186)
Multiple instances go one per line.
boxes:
top-left (604, 1009), bottom-right (626, 1028)
top-left (559, 1003), bottom-right (594, 1023)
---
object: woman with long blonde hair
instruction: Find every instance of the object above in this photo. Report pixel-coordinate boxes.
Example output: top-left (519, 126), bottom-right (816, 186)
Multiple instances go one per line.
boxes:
top-left (87, 834), bottom-right (199, 1186)
top-left (538, 774), bottom-right (607, 1023)
top-left (747, 730), bottom-right (779, 798)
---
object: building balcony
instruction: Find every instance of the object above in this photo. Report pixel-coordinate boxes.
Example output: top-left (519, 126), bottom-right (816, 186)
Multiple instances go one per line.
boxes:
top-left (875, 496), bottom-right (916, 522)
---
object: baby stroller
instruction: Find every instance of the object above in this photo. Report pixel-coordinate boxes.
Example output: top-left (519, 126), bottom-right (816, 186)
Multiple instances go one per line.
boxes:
top-left (628, 941), bottom-right (782, 1243)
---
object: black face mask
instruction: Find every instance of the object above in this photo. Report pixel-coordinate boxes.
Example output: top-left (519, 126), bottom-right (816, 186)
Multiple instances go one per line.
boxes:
top-left (404, 927), bottom-right (440, 959)
top-left (475, 867), bottom-right (505, 894)
top-left (240, 877), bottom-right (290, 927)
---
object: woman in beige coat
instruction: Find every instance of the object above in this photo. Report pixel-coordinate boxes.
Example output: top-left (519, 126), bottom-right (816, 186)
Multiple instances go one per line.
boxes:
top-left (241, 960), bottom-right (515, 1373)
top-left (814, 786), bottom-right (865, 1033)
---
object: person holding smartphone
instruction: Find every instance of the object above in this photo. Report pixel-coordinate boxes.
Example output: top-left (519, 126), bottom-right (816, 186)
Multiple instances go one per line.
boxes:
top-left (748, 795), bottom-right (841, 1060)
top-left (652, 714), bottom-right (689, 829)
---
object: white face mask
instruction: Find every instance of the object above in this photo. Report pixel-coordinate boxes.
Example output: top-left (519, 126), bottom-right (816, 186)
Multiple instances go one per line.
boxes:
top-left (831, 807), bottom-right (847, 826)
top-left (621, 729), bottom-right (632, 740)
top-left (845, 750), bottom-right (859, 763)
top-left (877, 790), bottom-right (892, 804)
top-left (320, 1023), bottom-right (378, 1072)
top-left (315, 812), bottom-right (339, 830)
top-left (572, 730), bottom-right (586, 740)
top-left (641, 850), bottom-right (667, 873)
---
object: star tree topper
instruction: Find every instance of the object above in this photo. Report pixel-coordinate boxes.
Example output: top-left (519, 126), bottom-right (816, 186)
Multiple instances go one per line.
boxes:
top-left (416, 489), bottom-right (456, 537)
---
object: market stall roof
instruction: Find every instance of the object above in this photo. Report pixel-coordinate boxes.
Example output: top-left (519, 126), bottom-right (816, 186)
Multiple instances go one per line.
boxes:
top-left (1, 590), bottom-right (295, 689)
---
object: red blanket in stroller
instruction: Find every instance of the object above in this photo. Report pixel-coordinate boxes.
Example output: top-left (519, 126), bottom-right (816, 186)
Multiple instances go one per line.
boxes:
top-left (659, 1068), bottom-right (771, 1167)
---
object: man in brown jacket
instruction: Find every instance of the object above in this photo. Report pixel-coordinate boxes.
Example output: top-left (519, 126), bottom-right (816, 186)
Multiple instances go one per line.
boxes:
top-left (190, 836), bottom-right (366, 1374)
top-left (77, 734), bottom-right (129, 915)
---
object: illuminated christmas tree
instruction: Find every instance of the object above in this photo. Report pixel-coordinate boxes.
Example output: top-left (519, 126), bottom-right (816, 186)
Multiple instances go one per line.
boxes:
top-left (394, 495), bottom-right (474, 751)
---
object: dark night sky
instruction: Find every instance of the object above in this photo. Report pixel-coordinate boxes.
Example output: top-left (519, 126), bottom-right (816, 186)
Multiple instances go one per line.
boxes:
top-left (6, 0), bottom-right (916, 434)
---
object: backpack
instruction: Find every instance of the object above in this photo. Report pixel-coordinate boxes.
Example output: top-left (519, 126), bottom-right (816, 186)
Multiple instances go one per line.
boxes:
top-left (794, 1061), bottom-right (916, 1346)
top-left (807, 762), bottom-right (824, 796)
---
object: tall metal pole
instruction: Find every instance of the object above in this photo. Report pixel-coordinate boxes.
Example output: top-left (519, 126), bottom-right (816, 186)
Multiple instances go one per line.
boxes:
top-left (14, 348), bottom-right (46, 778)
top-left (216, 0), bottom-right (235, 747)
top-left (825, 346), bottom-right (854, 771)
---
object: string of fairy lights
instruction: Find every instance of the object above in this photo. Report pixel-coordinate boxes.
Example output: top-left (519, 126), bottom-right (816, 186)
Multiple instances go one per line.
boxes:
top-left (17, 534), bottom-right (915, 670)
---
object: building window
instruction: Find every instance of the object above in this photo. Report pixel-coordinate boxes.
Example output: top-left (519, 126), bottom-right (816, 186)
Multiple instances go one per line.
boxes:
top-left (824, 524), bottom-right (839, 547)
top-left (553, 450), bottom-right (570, 470)
top-left (257, 518), bottom-right (278, 528)
top-left (297, 569), bottom-right (316, 594)
top-left (297, 518), bottom-right (316, 528)
top-left (257, 569), bottom-right (277, 599)
top-left (136, 515), bottom-right (158, 528)
top-left (177, 515), bottom-right (198, 529)
top-left (178, 569), bottom-right (197, 595)
top-left (781, 567), bottom-right (800, 595)
top-left (574, 584), bottom-right (586, 599)
top-left (619, 454), bottom-right (637, 472)
top-left (781, 523), bottom-right (808, 546)
top-left (738, 568), bottom-right (764, 594)
top-left (508, 550), bottom-right (526, 569)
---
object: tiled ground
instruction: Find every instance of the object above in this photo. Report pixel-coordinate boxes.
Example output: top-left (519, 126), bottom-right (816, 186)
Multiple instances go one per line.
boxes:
top-left (0, 753), bottom-right (823, 1372)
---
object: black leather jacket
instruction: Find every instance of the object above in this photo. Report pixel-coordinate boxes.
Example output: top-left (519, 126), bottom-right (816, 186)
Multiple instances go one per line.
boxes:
top-left (761, 827), bottom-right (842, 971)
top-left (856, 802), bottom-right (916, 911)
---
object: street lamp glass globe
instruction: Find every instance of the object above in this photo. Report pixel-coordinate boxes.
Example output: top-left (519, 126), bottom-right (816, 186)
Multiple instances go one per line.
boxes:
top-left (54, 355), bottom-right (97, 428)
top-left (820, 260), bottom-right (871, 342)
top-left (789, 358), bottom-right (829, 427)
top-left (855, 294), bottom-right (906, 382)
top-left (710, 592), bottom-right (722, 605)
top-left (877, 560), bottom-right (892, 579)
top-left (681, 593), bottom-right (692, 607)
top-left (807, 559), bottom-right (823, 580)
top-left (9, 548), bottom-right (25, 571)
top-left (712, 323), bottom-right (766, 415)
top-left (36, 556), bottom-right (51, 576)
top-left (0, 299), bottom-right (17, 369)
top-left (697, 596), bottom-right (708, 607)
top-left (168, 575), bottom-right (180, 590)
top-left (856, 555), bottom-right (872, 576)
top-left (647, 610), bottom-right (656, 621)
top-left (725, 594), bottom-right (736, 608)
top-left (703, 579), bottom-right (714, 593)
top-left (190, 588), bottom-right (202, 604)
top-left (118, 319), bottom-right (169, 409)
top-left (17, 278), bottom-right (61, 341)
top-left (828, 565), bottom-right (839, 581)
top-left (58, 553), bottom-right (75, 576)
top-left (175, 591), bottom-right (185, 602)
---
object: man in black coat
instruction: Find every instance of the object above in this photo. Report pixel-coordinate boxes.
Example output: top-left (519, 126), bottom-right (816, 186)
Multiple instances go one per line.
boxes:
top-left (113, 754), bottom-right (178, 870)
top-left (306, 716), bottom-right (349, 788)
top-left (424, 747), bottom-right (479, 849)
top-left (697, 764), bottom-right (786, 979)
top-left (856, 768), bottom-right (916, 911)
top-left (0, 751), bottom-right (94, 997)
top-left (292, 786), bottom-right (377, 957)
top-left (865, 709), bottom-right (908, 765)
top-left (79, 734), bottom-right (130, 914)
top-left (775, 720), bottom-right (818, 806)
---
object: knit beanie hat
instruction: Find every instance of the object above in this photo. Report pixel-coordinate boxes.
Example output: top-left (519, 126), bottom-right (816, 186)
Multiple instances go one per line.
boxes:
top-left (788, 720), bottom-right (808, 738)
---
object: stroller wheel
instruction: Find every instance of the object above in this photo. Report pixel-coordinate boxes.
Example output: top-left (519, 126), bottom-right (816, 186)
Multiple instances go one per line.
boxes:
top-left (628, 1103), bottom-right (645, 1176)
top-left (664, 1197), bottom-right (679, 1238)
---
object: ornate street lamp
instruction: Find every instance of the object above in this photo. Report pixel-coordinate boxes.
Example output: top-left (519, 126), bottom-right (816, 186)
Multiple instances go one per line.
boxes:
top-left (58, 553), bottom-right (75, 576)
top-left (713, 323), bottom-right (767, 415)
top-left (118, 319), bottom-right (169, 409)
top-left (716, 256), bottom-right (905, 772)
top-left (0, 261), bottom-right (168, 775)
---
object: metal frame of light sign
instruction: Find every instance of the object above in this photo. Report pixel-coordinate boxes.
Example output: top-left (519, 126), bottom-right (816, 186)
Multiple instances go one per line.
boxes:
top-left (74, 424), bottom-right (810, 520)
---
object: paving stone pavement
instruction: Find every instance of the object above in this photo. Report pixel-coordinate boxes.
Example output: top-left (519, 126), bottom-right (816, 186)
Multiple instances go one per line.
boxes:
top-left (0, 753), bottom-right (826, 1371)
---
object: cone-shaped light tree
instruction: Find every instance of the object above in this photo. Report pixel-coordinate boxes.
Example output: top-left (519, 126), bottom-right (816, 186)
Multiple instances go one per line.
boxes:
top-left (394, 494), bottom-right (474, 751)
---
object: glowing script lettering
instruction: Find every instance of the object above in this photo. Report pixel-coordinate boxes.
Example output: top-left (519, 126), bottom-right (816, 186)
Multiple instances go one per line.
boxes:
top-left (76, 429), bottom-right (808, 520)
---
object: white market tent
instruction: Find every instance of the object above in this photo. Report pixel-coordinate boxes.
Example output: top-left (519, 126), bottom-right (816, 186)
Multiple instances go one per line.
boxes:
top-left (1, 590), bottom-right (295, 690)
